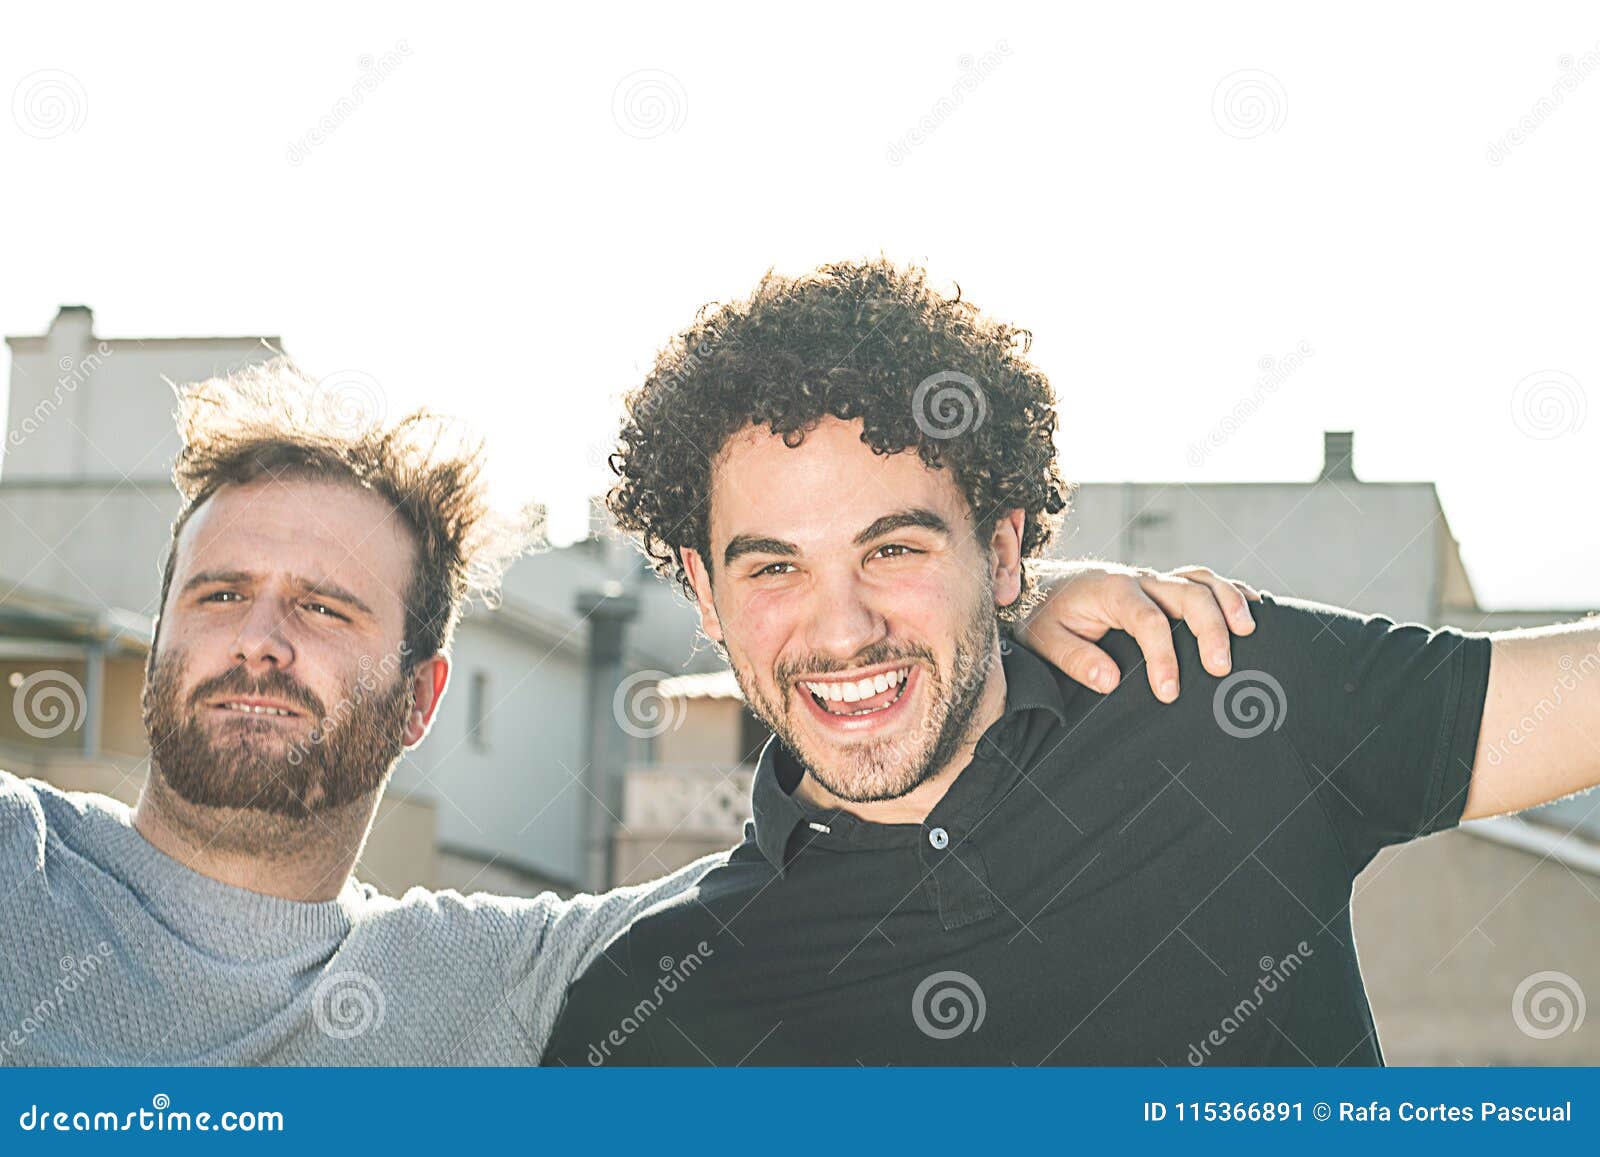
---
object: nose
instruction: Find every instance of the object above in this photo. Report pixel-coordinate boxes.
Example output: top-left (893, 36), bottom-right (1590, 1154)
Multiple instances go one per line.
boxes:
top-left (802, 567), bottom-right (887, 665)
top-left (232, 595), bottom-right (295, 672)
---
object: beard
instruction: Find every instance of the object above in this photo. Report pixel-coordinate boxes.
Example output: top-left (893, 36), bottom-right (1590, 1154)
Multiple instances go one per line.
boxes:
top-left (142, 650), bottom-right (413, 819)
top-left (732, 578), bottom-right (1001, 804)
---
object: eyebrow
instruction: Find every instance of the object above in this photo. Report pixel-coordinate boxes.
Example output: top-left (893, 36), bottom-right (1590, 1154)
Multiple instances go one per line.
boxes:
top-left (721, 507), bottom-right (952, 568)
top-left (180, 569), bottom-right (376, 617)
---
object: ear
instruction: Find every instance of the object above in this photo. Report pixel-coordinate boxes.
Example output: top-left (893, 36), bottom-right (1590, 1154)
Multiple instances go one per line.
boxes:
top-left (402, 654), bottom-right (451, 748)
top-left (681, 547), bottom-right (725, 646)
top-left (989, 509), bottom-right (1026, 608)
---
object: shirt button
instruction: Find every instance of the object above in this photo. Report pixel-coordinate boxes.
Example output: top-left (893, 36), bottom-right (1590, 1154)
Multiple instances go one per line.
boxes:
top-left (928, 827), bottom-right (950, 850)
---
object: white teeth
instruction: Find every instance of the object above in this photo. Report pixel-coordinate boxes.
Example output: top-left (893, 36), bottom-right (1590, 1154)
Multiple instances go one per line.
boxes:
top-left (872, 673), bottom-right (889, 694)
top-left (841, 681), bottom-right (861, 703)
top-left (221, 702), bottom-right (292, 717)
top-left (887, 669), bottom-right (902, 687)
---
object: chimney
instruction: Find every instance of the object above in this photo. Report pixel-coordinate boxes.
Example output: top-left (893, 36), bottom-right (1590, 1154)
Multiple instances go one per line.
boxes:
top-left (1319, 430), bottom-right (1357, 482)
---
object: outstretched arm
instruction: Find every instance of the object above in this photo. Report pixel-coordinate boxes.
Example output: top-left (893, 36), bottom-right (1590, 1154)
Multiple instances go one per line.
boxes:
top-left (1465, 618), bottom-right (1600, 820)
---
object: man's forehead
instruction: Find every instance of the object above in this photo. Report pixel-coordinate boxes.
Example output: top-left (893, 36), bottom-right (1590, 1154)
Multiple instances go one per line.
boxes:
top-left (709, 419), bottom-right (967, 545)
top-left (174, 477), bottom-right (414, 593)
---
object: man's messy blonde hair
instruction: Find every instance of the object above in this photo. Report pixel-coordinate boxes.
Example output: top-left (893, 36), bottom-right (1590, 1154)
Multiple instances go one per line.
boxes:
top-left (153, 357), bottom-right (542, 669)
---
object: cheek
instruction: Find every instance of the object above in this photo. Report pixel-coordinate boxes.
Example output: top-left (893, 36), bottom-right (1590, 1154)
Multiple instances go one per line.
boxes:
top-left (724, 587), bottom-right (799, 676)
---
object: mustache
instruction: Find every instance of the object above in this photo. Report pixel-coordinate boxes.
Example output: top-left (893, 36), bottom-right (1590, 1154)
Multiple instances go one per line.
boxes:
top-left (186, 664), bottom-right (325, 719)
top-left (775, 640), bottom-right (937, 686)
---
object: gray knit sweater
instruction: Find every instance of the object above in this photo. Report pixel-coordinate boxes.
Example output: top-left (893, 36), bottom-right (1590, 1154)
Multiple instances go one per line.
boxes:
top-left (0, 770), bottom-right (722, 1065)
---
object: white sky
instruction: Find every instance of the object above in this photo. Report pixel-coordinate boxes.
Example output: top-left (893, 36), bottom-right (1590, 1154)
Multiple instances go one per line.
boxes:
top-left (3, 2), bottom-right (1597, 608)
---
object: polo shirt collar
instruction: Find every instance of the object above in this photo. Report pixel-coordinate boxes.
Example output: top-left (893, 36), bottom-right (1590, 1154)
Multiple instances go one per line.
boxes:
top-left (748, 639), bottom-right (1070, 874)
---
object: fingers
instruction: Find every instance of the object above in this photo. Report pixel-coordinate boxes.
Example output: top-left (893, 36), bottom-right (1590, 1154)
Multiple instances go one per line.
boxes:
top-left (1110, 589), bottom-right (1183, 703)
top-left (1019, 624), bottom-right (1121, 694)
top-left (1137, 575), bottom-right (1235, 679)
top-left (1170, 565), bottom-right (1262, 630)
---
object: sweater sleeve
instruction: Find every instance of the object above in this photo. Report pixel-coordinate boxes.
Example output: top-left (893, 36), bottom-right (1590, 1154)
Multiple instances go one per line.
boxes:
top-left (502, 851), bottom-right (725, 1059)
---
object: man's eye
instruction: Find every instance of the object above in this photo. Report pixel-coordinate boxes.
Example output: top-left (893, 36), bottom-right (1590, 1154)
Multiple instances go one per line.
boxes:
top-left (304, 602), bottom-right (347, 620)
top-left (753, 562), bottom-right (795, 578)
top-left (201, 591), bottom-right (242, 604)
top-left (873, 543), bottom-right (920, 560)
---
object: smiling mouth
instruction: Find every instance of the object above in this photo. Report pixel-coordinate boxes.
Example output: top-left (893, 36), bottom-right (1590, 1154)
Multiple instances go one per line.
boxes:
top-left (800, 665), bottom-right (913, 717)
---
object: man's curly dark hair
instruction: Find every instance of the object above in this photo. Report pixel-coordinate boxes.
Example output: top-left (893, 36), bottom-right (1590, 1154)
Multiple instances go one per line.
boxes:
top-left (607, 257), bottom-right (1071, 620)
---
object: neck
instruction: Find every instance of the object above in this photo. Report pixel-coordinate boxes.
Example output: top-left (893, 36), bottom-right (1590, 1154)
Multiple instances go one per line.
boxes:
top-left (794, 655), bottom-right (1009, 825)
top-left (131, 772), bottom-right (380, 902)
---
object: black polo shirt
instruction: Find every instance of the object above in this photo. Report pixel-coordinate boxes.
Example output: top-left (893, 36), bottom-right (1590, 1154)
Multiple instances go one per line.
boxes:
top-left (543, 594), bottom-right (1492, 1066)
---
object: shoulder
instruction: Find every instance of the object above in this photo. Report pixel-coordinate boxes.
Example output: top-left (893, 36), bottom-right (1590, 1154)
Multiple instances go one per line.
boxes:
top-left (0, 770), bottom-right (129, 888)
